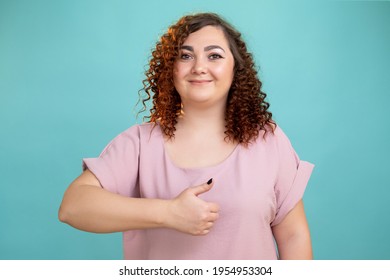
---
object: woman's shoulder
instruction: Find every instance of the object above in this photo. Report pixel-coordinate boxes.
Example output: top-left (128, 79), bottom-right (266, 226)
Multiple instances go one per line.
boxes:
top-left (101, 122), bottom-right (158, 147)
top-left (249, 123), bottom-right (292, 150)
top-left (119, 122), bottom-right (159, 136)
top-left (123, 122), bottom-right (163, 144)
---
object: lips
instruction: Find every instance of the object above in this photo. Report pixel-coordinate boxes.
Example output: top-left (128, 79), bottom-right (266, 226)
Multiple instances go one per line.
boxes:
top-left (188, 79), bottom-right (212, 84)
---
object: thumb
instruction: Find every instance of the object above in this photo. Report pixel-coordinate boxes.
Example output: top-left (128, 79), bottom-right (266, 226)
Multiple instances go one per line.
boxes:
top-left (191, 178), bottom-right (214, 196)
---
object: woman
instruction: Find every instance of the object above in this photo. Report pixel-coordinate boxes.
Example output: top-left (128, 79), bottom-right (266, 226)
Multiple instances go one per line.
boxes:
top-left (59, 12), bottom-right (314, 260)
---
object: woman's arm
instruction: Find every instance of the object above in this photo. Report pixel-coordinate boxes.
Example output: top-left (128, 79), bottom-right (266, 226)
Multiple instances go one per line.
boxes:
top-left (58, 170), bottom-right (219, 235)
top-left (272, 200), bottom-right (313, 259)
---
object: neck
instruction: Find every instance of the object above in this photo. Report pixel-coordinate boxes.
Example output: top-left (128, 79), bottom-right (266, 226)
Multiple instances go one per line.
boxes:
top-left (176, 102), bottom-right (227, 135)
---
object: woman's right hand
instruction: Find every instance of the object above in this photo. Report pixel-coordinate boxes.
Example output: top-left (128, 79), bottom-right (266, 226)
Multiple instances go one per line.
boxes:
top-left (165, 180), bottom-right (220, 236)
top-left (60, 170), bottom-right (220, 235)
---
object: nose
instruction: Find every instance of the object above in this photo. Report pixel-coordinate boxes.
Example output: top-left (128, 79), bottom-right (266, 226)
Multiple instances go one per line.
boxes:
top-left (191, 58), bottom-right (207, 74)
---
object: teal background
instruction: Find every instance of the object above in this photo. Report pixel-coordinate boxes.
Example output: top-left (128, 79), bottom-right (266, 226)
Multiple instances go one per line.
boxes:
top-left (1, 0), bottom-right (389, 259)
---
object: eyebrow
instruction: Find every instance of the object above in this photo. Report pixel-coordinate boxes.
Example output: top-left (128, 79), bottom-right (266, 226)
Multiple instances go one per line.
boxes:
top-left (180, 45), bottom-right (226, 53)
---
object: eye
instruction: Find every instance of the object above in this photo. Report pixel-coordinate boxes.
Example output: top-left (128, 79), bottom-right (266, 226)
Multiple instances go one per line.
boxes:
top-left (209, 53), bottom-right (224, 60)
top-left (179, 53), bottom-right (193, 60)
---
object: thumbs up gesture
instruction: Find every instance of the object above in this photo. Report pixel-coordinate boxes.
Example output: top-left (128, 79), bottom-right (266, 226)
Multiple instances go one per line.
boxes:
top-left (165, 179), bottom-right (220, 236)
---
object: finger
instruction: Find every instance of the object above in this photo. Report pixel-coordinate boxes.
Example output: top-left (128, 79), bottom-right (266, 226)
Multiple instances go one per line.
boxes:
top-left (208, 202), bottom-right (220, 213)
top-left (191, 181), bottom-right (213, 196)
top-left (205, 221), bottom-right (214, 229)
top-left (208, 212), bottom-right (219, 222)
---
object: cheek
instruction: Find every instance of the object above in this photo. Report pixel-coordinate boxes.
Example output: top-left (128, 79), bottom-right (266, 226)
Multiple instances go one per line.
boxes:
top-left (173, 62), bottom-right (190, 78)
top-left (214, 64), bottom-right (234, 82)
top-left (172, 67), bottom-right (181, 86)
top-left (172, 64), bottom-right (179, 78)
top-left (214, 55), bottom-right (234, 75)
top-left (173, 66), bottom-right (186, 92)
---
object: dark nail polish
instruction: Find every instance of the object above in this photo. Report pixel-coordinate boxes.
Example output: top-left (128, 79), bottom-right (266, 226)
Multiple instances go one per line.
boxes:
top-left (207, 178), bottom-right (213, 185)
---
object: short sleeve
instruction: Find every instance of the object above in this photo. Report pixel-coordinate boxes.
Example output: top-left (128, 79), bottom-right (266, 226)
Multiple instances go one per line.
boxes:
top-left (271, 127), bottom-right (314, 227)
top-left (82, 125), bottom-right (140, 197)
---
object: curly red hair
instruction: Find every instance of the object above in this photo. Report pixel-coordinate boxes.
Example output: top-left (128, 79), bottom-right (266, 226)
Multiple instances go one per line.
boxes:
top-left (140, 13), bottom-right (275, 145)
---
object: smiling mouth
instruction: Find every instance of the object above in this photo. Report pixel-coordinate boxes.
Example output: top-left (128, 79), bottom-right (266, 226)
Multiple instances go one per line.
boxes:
top-left (188, 80), bottom-right (212, 84)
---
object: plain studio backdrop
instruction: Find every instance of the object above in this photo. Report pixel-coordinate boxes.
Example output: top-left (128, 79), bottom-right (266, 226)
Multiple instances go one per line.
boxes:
top-left (0, 0), bottom-right (389, 259)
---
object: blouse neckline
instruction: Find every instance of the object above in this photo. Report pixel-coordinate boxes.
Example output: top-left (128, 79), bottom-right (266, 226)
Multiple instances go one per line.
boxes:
top-left (153, 123), bottom-right (241, 174)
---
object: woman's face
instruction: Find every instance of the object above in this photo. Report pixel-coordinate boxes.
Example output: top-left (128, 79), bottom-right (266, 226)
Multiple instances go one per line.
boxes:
top-left (173, 25), bottom-right (235, 108)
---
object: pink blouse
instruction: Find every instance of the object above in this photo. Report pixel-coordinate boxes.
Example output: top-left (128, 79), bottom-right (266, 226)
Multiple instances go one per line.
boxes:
top-left (83, 123), bottom-right (314, 259)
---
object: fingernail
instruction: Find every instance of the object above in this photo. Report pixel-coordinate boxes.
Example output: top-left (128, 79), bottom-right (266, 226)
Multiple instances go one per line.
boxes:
top-left (207, 178), bottom-right (213, 185)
